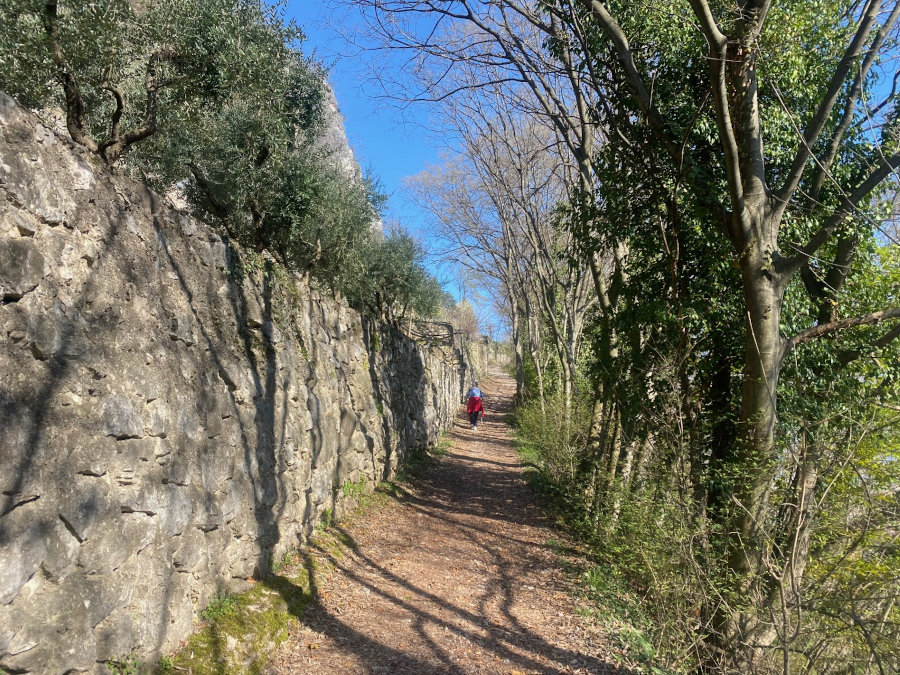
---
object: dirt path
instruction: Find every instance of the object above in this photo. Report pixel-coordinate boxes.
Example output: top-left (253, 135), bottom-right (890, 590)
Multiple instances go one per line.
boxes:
top-left (268, 370), bottom-right (627, 674)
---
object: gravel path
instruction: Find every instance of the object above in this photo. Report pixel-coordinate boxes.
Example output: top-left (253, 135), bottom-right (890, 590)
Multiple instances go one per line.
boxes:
top-left (268, 369), bottom-right (627, 674)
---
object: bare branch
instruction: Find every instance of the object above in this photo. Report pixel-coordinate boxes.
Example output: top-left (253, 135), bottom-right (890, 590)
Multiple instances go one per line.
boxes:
top-left (809, 1), bottom-right (900, 200)
top-left (784, 307), bottom-right (900, 355)
top-left (775, 0), bottom-right (885, 210)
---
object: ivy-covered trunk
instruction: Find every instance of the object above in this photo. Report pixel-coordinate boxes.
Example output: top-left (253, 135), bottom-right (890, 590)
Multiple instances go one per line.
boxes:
top-left (711, 224), bottom-right (790, 666)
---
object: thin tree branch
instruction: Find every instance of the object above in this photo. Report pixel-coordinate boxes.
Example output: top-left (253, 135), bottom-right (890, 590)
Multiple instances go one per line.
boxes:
top-left (837, 322), bottom-right (900, 365)
top-left (775, 0), bottom-right (884, 211)
top-left (783, 307), bottom-right (900, 356)
top-left (784, 151), bottom-right (900, 276)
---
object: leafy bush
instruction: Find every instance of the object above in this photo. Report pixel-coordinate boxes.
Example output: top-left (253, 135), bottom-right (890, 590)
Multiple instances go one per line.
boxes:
top-left (0, 0), bottom-right (445, 320)
top-left (513, 391), bottom-right (592, 501)
top-left (342, 230), bottom-right (446, 320)
top-left (200, 592), bottom-right (238, 622)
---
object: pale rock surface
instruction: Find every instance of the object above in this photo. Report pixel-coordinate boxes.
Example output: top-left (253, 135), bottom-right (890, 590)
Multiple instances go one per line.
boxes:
top-left (0, 90), bottom-right (490, 673)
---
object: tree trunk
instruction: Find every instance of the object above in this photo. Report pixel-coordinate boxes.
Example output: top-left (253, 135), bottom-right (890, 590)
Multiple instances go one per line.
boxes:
top-left (712, 251), bottom-right (787, 667)
top-left (511, 301), bottom-right (526, 404)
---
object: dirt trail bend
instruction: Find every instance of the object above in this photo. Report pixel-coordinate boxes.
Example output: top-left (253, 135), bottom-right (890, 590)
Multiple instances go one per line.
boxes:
top-left (269, 369), bottom-right (626, 674)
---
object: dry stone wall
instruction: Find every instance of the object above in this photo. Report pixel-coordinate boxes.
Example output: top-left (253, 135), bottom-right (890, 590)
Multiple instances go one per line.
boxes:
top-left (0, 92), bottom-right (483, 673)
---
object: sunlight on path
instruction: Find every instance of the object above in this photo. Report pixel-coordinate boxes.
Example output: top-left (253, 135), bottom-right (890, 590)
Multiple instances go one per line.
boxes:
top-left (268, 369), bottom-right (627, 674)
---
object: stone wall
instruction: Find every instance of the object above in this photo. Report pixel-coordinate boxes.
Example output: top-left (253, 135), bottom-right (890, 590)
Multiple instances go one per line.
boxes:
top-left (0, 92), bottom-right (483, 673)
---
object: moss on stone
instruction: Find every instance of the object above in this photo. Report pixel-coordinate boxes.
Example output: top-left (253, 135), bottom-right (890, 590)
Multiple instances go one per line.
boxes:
top-left (160, 483), bottom-right (397, 674)
top-left (163, 569), bottom-right (311, 675)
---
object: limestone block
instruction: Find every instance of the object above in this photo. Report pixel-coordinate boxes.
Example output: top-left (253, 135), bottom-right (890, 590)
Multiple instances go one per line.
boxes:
top-left (0, 422), bottom-right (45, 499)
top-left (94, 608), bottom-right (135, 663)
top-left (77, 516), bottom-right (148, 575)
top-left (176, 213), bottom-right (199, 238)
top-left (102, 394), bottom-right (144, 440)
top-left (0, 140), bottom-right (74, 229)
top-left (176, 403), bottom-right (202, 441)
top-left (191, 484), bottom-right (224, 533)
top-left (122, 554), bottom-right (179, 652)
top-left (159, 573), bottom-right (196, 653)
top-left (241, 281), bottom-right (265, 328)
top-left (0, 503), bottom-right (48, 605)
top-left (285, 450), bottom-right (312, 496)
top-left (165, 442), bottom-right (197, 486)
top-left (281, 440), bottom-right (297, 467)
top-left (204, 409), bottom-right (224, 439)
top-left (159, 485), bottom-right (193, 537)
top-left (200, 446), bottom-right (231, 494)
top-left (41, 516), bottom-right (81, 582)
top-left (210, 240), bottom-right (228, 270)
top-left (262, 320), bottom-right (282, 344)
top-left (200, 526), bottom-right (231, 578)
top-left (26, 298), bottom-right (89, 361)
top-left (4, 572), bottom-right (98, 672)
top-left (168, 312), bottom-right (196, 345)
top-left (117, 472), bottom-right (164, 516)
top-left (57, 475), bottom-right (116, 543)
top-left (143, 399), bottom-right (171, 438)
top-left (173, 527), bottom-right (205, 571)
top-left (58, 568), bottom-right (125, 631)
top-left (1, 628), bottom-right (65, 674)
top-left (151, 437), bottom-right (173, 465)
top-left (308, 465), bottom-right (334, 506)
top-left (339, 405), bottom-right (359, 446)
top-left (222, 480), bottom-right (244, 524)
top-left (0, 238), bottom-right (43, 301)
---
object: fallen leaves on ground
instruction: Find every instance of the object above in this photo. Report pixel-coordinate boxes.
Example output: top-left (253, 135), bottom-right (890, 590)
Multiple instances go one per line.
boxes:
top-left (267, 369), bottom-right (633, 675)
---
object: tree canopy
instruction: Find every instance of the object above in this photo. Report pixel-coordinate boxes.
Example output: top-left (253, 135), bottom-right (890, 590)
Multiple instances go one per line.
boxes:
top-left (347, 0), bottom-right (900, 670)
top-left (0, 0), bottom-right (447, 321)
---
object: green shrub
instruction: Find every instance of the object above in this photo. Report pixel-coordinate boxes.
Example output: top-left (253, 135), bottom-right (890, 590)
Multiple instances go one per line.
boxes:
top-left (200, 592), bottom-right (238, 622)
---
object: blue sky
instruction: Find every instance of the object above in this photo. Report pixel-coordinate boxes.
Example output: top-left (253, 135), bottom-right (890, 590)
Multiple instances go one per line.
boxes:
top-left (287, 2), bottom-right (439, 237)
top-left (287, 2), bottom-right (503, 334)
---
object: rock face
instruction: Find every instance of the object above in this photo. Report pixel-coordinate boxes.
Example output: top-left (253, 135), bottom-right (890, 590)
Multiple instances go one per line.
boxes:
top-left (0, 91), bottom-right (485, 673)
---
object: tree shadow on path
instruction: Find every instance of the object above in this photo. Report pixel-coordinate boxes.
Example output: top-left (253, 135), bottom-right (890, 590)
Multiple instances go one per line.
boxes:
top-left (267, 371), bottom-right (633, 674)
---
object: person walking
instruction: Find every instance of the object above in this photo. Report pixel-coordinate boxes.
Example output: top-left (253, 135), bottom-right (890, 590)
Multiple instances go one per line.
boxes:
top-left (465, 383), bottom-right (484, 430)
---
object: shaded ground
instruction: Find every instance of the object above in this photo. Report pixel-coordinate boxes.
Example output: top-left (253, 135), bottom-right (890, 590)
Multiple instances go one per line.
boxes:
top-left (268, 369), bottom-right (629, 674)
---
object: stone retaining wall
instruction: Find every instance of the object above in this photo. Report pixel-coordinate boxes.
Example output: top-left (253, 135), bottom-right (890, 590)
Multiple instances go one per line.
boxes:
top-left (0, 92), bottom-right (484, 673)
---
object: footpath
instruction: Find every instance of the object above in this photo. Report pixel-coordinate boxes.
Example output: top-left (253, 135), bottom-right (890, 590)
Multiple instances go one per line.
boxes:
top-left (267, 369), bottom-right (627, 674)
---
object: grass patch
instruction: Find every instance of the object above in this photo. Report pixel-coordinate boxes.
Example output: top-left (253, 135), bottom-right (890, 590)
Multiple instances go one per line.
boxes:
top-left (341, 475), bottom-right (367, 499)
top-left (431, 433), bottom-right (452, 457)
top-left (163, 564), bottom-right (315, 674)
top-left (200, 592), bottom-right (238, 622)
top-left (106, 655), bottom-right (142, 675)
top-left (516, 424), bottom-right (675, 673)
top-left (315, 507), bottom-right (333, 531)
top-left (160, 464), bottom-right (409, 673)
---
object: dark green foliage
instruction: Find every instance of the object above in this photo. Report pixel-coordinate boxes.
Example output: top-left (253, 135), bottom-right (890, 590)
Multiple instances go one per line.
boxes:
top-left (0, 0), bottom-right (445, 319)
top-left (524, 0), bottom-right (900, 669)
top-left (342, 230), bottom-right (446, 319)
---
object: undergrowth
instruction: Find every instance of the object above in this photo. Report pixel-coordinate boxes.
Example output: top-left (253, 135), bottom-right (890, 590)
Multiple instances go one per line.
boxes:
top-left (158, 470), bottom-right (399, 674)
top-left (515, 406), bottom-right (681, 674)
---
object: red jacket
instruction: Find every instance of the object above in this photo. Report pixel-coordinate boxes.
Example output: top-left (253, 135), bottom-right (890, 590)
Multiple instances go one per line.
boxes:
top-left (466, 396), bottom-right (483, 414)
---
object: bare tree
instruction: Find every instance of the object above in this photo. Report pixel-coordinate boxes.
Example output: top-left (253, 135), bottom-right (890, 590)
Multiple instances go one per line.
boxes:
top-left (344, 0), bottom-right (900, 668)
top-left (409, 84), bottom-right (596, 411)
